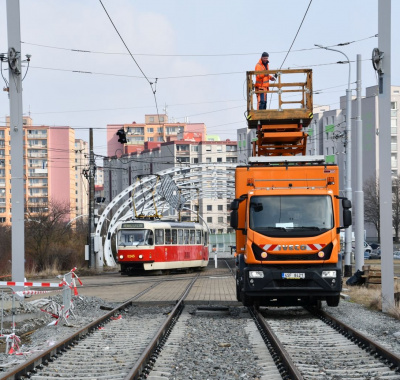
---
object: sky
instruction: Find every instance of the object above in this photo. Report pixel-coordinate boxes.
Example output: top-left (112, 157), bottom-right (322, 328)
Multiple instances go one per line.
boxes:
top-left (0, 0), bottom-right (399, 161)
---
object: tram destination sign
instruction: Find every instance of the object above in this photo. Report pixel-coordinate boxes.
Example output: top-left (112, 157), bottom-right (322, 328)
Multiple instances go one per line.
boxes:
top-left (160, 175), bottom-right (187, 211)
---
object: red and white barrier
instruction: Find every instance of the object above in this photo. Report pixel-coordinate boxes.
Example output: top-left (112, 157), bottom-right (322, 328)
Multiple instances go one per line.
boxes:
top-left (14, 290), bottom-right (60, 297)
top-left (0, 281), bottom-right (63, 288)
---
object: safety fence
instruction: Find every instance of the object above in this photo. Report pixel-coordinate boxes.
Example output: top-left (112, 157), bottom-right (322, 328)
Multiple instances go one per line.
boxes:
top-left (0, 268), bottom-right (82, 355)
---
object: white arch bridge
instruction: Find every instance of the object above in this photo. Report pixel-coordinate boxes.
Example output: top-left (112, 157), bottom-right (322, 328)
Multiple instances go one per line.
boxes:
top-left (94, 163), bottom-right (237, 269)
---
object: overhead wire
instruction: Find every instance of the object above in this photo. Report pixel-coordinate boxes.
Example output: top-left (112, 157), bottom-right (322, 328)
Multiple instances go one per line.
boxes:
top-left (20, 34), bottom-right (377, 57)
top-left (279, 0), bottom-right (313, 70)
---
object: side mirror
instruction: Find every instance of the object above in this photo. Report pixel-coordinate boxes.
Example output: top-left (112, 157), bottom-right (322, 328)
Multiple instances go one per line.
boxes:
top-left (343, 209), bottom-right (352, 228)
top-left (342, 199), bottom-right (352, 209)
top-left (230, 199), bottom-right (240, 211)
top-left (230, 210), bottom-right (238, 229)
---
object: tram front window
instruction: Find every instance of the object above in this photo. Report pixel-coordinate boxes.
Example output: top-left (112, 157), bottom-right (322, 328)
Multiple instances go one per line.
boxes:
top-left (119, 229), bottom-right (153, 246)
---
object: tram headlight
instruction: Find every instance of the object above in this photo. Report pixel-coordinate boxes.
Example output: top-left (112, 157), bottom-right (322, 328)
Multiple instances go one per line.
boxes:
top-left (139, 255), bottom-right (143, 259)
top-left (249, 271), bottom-right (264, 278)
top-left (322, 270), bottom-right (337, 278)
top-left (119, 255), bottom-right (124, 260)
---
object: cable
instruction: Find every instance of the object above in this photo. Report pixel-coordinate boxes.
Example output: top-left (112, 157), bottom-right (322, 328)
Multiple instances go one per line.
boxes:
top-left (279, 0), bottom-right (313, 70)
top-left (20, 34), bottom-right (377, 57)
top-left (98, 0), bottom-right (152, 86)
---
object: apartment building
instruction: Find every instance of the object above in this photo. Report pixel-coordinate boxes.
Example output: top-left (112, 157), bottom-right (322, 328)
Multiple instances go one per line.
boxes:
top-left (308, 85), bottom-right (400, 239)
top-left (74, 139), bottom-right (89, 217)
top-left (1, 116), bottom-right (77, 224)
top-left (103, 137), bottom-right (238, 234)
top-left (106, 114), bottom-right (206, 158)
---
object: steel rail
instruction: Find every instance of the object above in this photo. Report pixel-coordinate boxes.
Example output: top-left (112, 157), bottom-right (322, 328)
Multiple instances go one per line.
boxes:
top-left (314, 308), bottom-right (400, 372)
top-left (0, 280), bottom-right (162, 380)
top-left (124, 274), bottom-right (199, 379)
top-left (250, 306), bottom-right (304, 380)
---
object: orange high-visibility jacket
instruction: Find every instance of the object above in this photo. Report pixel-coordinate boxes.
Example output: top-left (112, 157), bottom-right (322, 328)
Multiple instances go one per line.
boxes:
top-left (255, 59), bottom-right (274, 90)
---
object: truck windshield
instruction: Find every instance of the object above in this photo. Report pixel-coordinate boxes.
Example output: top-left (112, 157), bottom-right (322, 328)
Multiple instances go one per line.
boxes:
top-left (118, 229), bottom-right (153, 246)
top-left (249, 195), bottom-right (333, 237)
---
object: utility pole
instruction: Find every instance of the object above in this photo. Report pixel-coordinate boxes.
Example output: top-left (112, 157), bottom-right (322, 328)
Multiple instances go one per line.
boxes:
top-left (315, 44), bottom-right (352, 276)
top-left (354, 54), bottom-right (365, 271)
top-left (376, 0), bottom-right (394, 312)
top-left (7, 0), bottom-right (24, 290)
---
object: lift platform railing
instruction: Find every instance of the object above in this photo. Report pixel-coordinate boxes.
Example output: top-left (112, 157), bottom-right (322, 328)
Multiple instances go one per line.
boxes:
top-left (246, 68), bottom-right (313, 129)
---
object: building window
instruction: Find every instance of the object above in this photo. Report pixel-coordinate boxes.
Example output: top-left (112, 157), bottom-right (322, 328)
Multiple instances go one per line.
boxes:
top-left (149, 117), bottom-right (154, 122)
top-left (207, 205), bottom-right (212, 211)
top-left (148, 128), bottom-right (154, 133)
top-left (192, 145), bottom-right (199, 152)
top-left (217, 157), bottom-right (222, 163)
top-left (206, 157), bottom-right (211, 163)
top-left (192, 158), bottom-right (199, 164)
top-left (217, 145), bottom-right (222, 152)
top-left (207, 217), bottom-right (212, 223)
top-left (206, 145), bottom-right (211, 152)
top-left (160, 116), bottom-right (164, 122)
top-left (176, 144), bottom-right (189, 152)
top-left (218, 216), bottom-right (223, 223)
top-left (218, 205), bottom-right (223, 211)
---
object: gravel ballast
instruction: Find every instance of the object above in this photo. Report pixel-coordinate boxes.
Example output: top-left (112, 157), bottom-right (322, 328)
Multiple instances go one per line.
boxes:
top-left (1, 293), bottom-right (399, 377)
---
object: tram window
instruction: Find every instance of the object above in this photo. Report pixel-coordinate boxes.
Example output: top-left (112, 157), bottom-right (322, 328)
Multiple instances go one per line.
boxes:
top-left (204, 232), bottom-right (208, 246)
top-left (196, 230), bottom-right (201, 244)
top-left (155, 229), bottom-right (164, 245)
top-left (190, 230), bottom-right (195, 244)
top-left (184, 229), bottom-right (189, 244)
top-left (178, 229), bottom-right (183, 244)
top-left (172, 229), bottom-right (178, 244)
top-left (165, 229), bottom-right (171, 244)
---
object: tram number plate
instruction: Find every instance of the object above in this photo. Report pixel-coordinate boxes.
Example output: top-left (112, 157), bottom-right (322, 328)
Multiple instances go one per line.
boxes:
top-left (282, 273), bottom-right (305, 279)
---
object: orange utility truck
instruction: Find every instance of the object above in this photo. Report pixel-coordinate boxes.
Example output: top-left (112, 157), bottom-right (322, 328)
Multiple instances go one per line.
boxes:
top-left (231, 69), bottom-right (352, 307)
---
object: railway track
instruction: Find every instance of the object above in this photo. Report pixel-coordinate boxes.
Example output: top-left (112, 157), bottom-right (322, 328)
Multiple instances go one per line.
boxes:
top-left (251, 306), bottom-right (400, 379)
top-left (2, 260), bottom-right (399, 379)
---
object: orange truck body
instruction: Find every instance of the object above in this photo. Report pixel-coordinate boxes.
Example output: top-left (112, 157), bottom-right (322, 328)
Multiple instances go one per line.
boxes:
top-left (233, 69), bottom-right (351, 307)
top-left (234, 158), bottom-right (344, 307)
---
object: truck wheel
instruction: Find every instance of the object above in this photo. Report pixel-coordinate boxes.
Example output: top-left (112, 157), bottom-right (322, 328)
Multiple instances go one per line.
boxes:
top-left (241, 293), bottom-right (253, 307)
top-left (326, 295), bottom-right (340, 307)
top-left (236, 283), bottom-right (241, 302)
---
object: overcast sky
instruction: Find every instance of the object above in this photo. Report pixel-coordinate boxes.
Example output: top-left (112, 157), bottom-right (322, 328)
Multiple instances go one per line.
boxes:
top-left (0, 0), bottom-right (399, 160)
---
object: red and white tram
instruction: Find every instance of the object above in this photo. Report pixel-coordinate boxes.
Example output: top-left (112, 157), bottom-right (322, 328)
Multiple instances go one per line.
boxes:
top-left (116, 220), bottom-right (209, 275)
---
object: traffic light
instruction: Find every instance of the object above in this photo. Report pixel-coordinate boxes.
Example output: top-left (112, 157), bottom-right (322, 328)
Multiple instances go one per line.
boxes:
top-left (116, 128), bottom-right (127, 144)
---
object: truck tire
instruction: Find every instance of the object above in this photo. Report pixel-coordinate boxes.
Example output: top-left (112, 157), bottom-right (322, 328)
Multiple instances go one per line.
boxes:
top-left (241, 292), bottom-right (253, 307)
top-left (236, 282), bottom-right (241, 302)
top-left (326, 295), bottom-right (340, 307)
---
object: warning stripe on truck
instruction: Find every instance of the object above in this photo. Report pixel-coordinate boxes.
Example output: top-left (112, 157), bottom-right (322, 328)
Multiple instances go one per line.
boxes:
top-left (261, 243), bottom-right (326, 251)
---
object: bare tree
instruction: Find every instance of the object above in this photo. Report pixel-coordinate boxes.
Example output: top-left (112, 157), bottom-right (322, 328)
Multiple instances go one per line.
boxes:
top-left (392, 176), bottom-right (400, 242)
top-left (25, 200), bottom-right (72, 271)
top-left (364, 176), bottom-right (380, 242)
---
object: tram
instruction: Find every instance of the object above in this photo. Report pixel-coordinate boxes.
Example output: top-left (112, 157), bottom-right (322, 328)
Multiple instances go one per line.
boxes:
top-left (116, 219), bottom-right (209, 275)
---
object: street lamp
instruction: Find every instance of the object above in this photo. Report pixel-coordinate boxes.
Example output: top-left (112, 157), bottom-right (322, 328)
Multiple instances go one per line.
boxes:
top-left (315, 44), bottom-right (353, 277)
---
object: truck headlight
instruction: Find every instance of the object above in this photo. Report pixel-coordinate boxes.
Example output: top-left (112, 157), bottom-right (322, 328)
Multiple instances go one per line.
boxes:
top-left (139, 255), bottom-right (143, 259)
top-left (249, 271), bottom-right (264, 278)
top-left (119, 255), bottom-right (124, 259)
top-left (322, 271), bottom-right (336, 278)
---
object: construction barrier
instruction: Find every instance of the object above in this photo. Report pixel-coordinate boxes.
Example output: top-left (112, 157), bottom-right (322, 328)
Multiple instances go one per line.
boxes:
top-left (0, 268), bottom-right (83, 355)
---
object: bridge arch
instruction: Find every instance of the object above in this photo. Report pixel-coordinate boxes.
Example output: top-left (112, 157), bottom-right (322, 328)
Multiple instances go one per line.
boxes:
top-left (94, 163), bottom-right (237, 268)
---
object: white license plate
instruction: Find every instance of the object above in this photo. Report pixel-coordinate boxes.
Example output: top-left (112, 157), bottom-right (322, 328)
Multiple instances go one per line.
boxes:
top-left (282, 273), bottom-right (305, 279)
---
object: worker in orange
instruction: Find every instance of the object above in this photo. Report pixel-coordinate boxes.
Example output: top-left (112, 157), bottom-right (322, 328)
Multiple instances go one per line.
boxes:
top-left (255, 52), bottom-right (276, 110)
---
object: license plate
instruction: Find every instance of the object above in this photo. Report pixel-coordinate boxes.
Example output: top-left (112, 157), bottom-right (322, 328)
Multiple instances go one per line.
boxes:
top-left (282, 273), bottom-right (305, 279)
